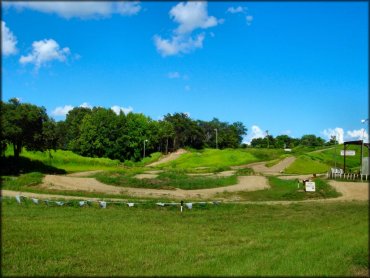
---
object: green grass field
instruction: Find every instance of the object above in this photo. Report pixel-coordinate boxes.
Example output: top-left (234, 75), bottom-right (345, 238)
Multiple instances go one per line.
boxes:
top-left (2, 199), bottom-right (368, 276)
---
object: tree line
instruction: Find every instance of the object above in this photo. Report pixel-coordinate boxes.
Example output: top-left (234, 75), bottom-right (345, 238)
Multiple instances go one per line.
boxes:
top-left (1, 99), bottom-right (247, 162)
top-left (248, 134), bottom-right (336, 149)
top-left (1, 98), bottom-right (334, 162)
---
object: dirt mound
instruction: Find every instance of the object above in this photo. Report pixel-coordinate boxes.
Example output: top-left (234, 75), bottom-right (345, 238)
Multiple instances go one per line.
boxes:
top-left (241, 156), bottom-right (296, 175)
top-left (147, 149), bottom-right (187, 167)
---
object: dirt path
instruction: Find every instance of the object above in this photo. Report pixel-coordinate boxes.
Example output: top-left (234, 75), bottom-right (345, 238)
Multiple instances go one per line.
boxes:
top-left (23, 174), bottom-right (269, 199)
top-left (67, 170), bottom-right (103, 177)
top-left (2, 179), bottom-right (367, 203)
top-left (245, 156), bottom-right (296, 175)
top-left (147, 149), bottom-right (187, 167)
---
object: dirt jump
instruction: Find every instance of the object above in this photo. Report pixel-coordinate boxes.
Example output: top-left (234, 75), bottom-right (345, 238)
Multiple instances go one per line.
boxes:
top-left (147, 149), bottom-right (187, 167)
top-left (245, 156), bottom-right (297, 175)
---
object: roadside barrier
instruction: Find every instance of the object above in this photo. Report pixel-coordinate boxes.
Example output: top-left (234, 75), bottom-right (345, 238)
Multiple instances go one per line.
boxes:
top-left (327, 171), bottom-right (369, 181)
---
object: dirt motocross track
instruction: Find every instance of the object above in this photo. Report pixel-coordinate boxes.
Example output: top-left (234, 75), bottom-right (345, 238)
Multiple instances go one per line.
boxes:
top-left (2, 154), bottom-right (368, 202)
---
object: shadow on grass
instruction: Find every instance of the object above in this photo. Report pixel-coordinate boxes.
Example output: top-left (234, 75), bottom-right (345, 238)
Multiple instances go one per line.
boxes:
top-left (0, 156), bottom-right (66, 176)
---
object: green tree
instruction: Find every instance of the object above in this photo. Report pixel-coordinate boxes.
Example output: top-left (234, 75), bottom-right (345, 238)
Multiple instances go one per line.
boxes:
top-left (64, 107), bottom-right (92, 152)
top-left (1, 98), bottom-right (49, 160)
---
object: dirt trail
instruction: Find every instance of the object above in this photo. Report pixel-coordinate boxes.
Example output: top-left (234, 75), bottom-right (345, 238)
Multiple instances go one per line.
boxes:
top-left (147, 149), bottom-right (187, 167)
top-left (67, 170), bottom-right (103, 177)
top-left (245, 156), bottom-right (296, 175)
top-left (2, 179), bottom-right (367, 203)
top-left (25, 174), bottom-right (269, 199)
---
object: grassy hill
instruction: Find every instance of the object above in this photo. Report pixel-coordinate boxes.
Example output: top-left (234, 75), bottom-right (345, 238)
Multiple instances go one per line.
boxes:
top-left (3, 147), bottom-right (162, 174)
top-left (285, 144), bottom-right (368, 174)
top-left (156, 148), bottom-right (286, 172)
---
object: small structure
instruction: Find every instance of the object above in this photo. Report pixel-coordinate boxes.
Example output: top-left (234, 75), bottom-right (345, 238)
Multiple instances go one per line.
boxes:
top-left (343, 140), bottom-right (369, 173)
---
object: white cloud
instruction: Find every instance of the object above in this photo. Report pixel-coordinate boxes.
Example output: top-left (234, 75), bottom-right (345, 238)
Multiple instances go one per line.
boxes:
top-left (321, 127), bottom-right (369, 143)
top-left (154, 33), bottom-right (205, 57)
top-left (246, 15), bottom-right (254, 26)
top-left (4, 2), bottom-right (141, 19)
top-left (2, 21), bottom-right (18, 56)
top-left (154, 2), bottom-right (220, 57)
top-left (227, 6), bottom-right (247, 14)
top-left (52, 105), bottom-right (74, 116)
top-left (170, 2), bottom-right (220, 34)
top-left (244, 125), bottom-right (266, 144)
top-left (115, 2), bottom-right (141, 16)
top-left (19, 39), bottom-right (71, 70)
top-left (322, 128), bottom-right (344, 144)
top-left (52, 102), bottom-right (92, 117)
top-left (79, 102), bottom-right (92, 109)
top-left (347, 128), bottom-right (368, 143)
top-left (111, 105), bottom-right (133, 115)
top-left (167, 71), bottom-right (180, 79)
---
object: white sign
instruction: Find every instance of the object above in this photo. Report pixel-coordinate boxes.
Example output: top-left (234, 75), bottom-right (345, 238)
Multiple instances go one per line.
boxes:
top-left (305, 181), bottom-right (316, 192)
top-left (340, 150), bottom-right (355, 156)
top-left (284, 148), bottom-right (292, 152)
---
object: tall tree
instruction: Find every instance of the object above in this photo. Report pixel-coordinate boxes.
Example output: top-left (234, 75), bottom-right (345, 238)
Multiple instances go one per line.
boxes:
top-left (1, 98), bottom-right (49, 160)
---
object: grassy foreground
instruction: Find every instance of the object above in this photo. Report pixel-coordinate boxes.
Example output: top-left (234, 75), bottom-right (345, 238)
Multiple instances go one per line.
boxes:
top-left (1, 200), bottom-right (368, 276)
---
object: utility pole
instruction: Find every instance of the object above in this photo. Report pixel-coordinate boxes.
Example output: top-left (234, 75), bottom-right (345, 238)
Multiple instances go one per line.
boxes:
top-left (214, 128), bottom-right (218, 149)
top-left (143, 139), bottom-right (148, 159)
top-left (361, 119), bottom-right (368, 175)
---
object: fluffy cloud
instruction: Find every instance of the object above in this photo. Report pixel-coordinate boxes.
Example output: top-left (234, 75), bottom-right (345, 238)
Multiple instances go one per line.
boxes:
top-left (2, 21), bottom-right (18, 56)
top-left (347, 128), bottom-right (368, 143)
top-left (4, 2), bottom-right (141, 19)
top-left (170, 2), bottom-right (219, 34)
top-left (321, 127), bottom-right (369, 143)
top-left (52, 105), bottom-right (74, 116)
top-left (52, 102), bottom-right (93, 116)
top-left (243, 125), bottom-right (266, 144)
top-left (111, 105), bottom-right (133, 115)
top-left (227, 6), bottom-right (247, 14)
top-left (79, 102), bottom-right (92, 109)
top-left (154, 33), bottom-right (205, 57)
top-left (19, 39), bottom-right (71, 70)
top-left (321, 128), bottom-right (344, 144)
top-left (154, 2), bottom-right (221, 57)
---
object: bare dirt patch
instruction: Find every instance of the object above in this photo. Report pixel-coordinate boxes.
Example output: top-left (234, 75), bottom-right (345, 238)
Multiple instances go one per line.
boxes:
top-left (147, 149), bottom-right (187, 167)
top-left (67, 170), bottom-right (104, 177)
top-left (134, 173), bottom-right (159, 179)
top-left (329, 180), bottom-right (369, 201)
top-left (186, 170), bottom-right (236, 178)
top-left (232, 156), bottom-right (296, 175)
top-left (32, 174), bottom-right (269, 199)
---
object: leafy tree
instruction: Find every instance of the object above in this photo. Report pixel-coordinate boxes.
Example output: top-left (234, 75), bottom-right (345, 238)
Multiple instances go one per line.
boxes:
top-left (300, 134), bottom-right (325, 147)
top-left (78, 107), bottom-right (118, 159)
top-left (64, 107), bottom-right (92, 152)
top-left (1, 98), bottom-right (49, 160)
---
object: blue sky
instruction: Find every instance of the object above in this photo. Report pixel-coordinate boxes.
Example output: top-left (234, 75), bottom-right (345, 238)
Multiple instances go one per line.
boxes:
top-left (2, 1), bottom-right (368, 143)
